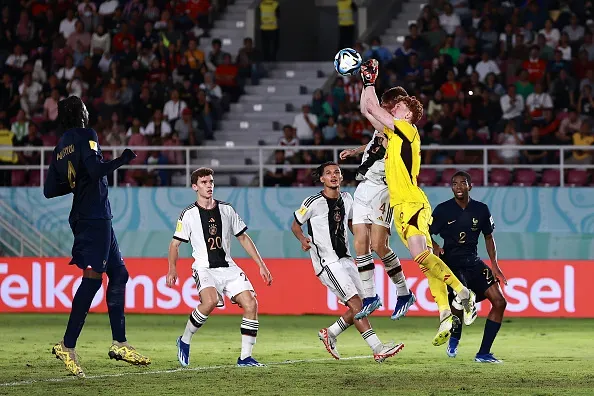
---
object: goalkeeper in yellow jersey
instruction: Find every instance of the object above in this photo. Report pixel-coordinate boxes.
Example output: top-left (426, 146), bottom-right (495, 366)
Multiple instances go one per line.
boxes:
top-left (358, 59), bottom-right (477, 346)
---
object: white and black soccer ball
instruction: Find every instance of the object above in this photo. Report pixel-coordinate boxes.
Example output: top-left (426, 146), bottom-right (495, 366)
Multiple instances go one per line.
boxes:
top-left (334, 48), bottom-right (362, 76)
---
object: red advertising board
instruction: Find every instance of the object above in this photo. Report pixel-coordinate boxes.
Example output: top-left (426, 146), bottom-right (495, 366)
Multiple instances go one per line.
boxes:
top-left (0, 258), bottom-right (590, 317)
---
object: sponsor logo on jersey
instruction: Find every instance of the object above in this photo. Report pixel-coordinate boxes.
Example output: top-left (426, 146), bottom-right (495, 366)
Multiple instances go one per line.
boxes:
top-left (89, 140), bottom-right (98, 152)
top-left (298, 207), bottom-right (307, 216)
top-left (176, 220), bottom-right (183, 232)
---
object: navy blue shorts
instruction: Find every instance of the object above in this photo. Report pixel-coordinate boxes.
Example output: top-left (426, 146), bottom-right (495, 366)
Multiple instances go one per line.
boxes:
top-left (446, 257), bottom-right (497, 303)
top-left (69, 219), bottom-right (123, 273)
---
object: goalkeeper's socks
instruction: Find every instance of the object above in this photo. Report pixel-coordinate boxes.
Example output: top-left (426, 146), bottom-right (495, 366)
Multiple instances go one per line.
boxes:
top-left (382, 250), bottom-right (410, 296)
top-left (63, 277), bottom-right (102, 348)
top-left (181, 307), bottom-right (208, 344)
top-left (328, 317), bottom-right (351, 338)
top-left (356, 254), bottom-right (376, 298)
top-left (240, 318), bottom-right (259, 359)
top-left (478, 319), bottom-right (501, 355)
top-left (361, 329), bottom-right (382, 352)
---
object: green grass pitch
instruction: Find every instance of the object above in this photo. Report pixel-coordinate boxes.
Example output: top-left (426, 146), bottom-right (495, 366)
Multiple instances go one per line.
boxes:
top-left (0, 314), bottom-right (593, 396)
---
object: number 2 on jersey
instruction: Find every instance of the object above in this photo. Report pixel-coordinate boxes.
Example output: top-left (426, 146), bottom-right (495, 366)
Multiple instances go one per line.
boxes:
top-left (458, 231), bottom-right (466, 244)
top-left (67, 160), bottom-right (76, 189)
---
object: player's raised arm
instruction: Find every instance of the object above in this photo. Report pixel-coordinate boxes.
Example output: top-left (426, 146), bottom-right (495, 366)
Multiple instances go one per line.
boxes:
top-left (81, 129), bottom-right (137, 182)
top-left (359, 60), bottom-right (395, 134)
top-left (339, 144), bottom-right (366, 160)
top-left (44, 151), bottom-right (72, 199)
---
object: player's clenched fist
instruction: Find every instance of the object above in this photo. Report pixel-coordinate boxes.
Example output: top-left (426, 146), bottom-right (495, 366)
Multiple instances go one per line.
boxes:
top-left (360, 59), bottom-right (379, 88)
top-left (166, 269), bottom-right (178, 287)
top-left (300, 237), bottom-right (312, 252)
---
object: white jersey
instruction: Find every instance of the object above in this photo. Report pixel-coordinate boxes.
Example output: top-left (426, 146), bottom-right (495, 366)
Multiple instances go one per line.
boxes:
top-left (356, 130), bottom-right (386, 185)
top-left (294, 191), bottom-right (354, 275)
top-left (173, 200), bottom-right (248, 270)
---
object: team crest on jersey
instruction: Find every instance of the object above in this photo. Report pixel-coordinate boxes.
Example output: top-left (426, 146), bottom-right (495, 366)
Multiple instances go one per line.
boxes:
top-left (333, 209), bottom-right (342, 222)
top-left (472, 217), bottom-right (479, 231)
top-left (209, 217), bottom-right (217, 235)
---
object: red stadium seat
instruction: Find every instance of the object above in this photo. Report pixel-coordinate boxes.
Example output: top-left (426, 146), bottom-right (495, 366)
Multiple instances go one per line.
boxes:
top-left (566, 169), bottom-right (589, 186)
top-left (418, 168), bottom-right (437, 186)
top-left (513, 169), bottom-right (538, 186)
top-left (11, 170), bottom-right (26, 186)
top-left (28, 171), bottom-right (41, 186)
top-left (467, 168), bottom-right (484, 186)
top-left (489, 169), bottom-right (512, 186)
top-left (541, 169), bottom-right (560, 186)
top-left (440, 169), bottom-right (457, 186)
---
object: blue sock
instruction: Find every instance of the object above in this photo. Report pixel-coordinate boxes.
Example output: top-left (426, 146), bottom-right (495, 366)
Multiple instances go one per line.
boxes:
top-left (63, 277), bottom-right (102, 348)
top-left (107, 267), bottom-right (129, 343)
top-left (478, 319), bottom-right (501, 355)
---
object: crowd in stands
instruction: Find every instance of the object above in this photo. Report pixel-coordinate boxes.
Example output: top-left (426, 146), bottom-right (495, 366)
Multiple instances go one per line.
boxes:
top-left (274, 0), bottom-right (594, 187)
top-left (0, 0), bottom-right (266, 186)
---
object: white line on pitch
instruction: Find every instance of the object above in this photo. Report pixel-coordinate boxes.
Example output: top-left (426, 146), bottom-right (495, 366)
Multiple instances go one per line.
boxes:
top-left (0, 355), bottom-right (371, 387)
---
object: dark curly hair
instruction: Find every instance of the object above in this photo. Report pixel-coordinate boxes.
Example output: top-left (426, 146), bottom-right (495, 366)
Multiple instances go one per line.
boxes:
top-left (58, 96), bottom-right (88, 129)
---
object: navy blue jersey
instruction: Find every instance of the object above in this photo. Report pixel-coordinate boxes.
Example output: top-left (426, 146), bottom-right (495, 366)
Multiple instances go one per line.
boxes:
top-left (429, 198), bottom-right (494, 268)
top-left (44, 128), bottom-right (116, 224)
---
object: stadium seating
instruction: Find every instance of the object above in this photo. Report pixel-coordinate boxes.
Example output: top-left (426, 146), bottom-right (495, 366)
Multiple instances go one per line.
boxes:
top-left (439, 169), bottom-right (457, 186)
top-left (467, 169), bottom-right (484, 187)
top-left (489, 169), bottom-right (512, 186)
top-left (417, 168), bottom-right (437, 186)
top-left (513, 169), bottom-right (538, 187)
top-left (566, 170), bottom-right (589, 187)
top-left (541, 170), bottom-right (561, 187)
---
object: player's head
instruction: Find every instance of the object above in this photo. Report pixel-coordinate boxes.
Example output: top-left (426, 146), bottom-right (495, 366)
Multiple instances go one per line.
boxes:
top-left (451, 171), bottom-right (472, 201)
top-left (315, 161), bottom-right (342, 190)
top-left (191, 167), bottom-right (214, 199)
top-left (58, 96), bottom-right (89, 130)
top-left (381, 87), bottom-right (423, 124)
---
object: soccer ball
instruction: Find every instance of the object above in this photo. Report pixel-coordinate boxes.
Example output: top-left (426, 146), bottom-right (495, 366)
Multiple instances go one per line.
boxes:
top-left (334, 48), bottom-right (362, 76)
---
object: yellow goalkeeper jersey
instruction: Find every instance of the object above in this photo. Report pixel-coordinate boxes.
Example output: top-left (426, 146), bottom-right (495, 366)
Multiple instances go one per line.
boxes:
top-left (383, 119), bottom-right (429, 207)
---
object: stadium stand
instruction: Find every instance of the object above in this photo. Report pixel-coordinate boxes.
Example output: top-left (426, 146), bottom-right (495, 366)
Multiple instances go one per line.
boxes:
top-left (0, 0), bottom-right (593, 187)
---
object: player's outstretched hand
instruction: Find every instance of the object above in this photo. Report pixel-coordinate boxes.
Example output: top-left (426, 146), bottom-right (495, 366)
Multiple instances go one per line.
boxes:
top-left (166, 269), bottom-right (178, 287)
top-left (300, 237), bottom-right (311, 252)
top-left (121, 148), bottom-right (137, 164)
top-left (260, 265), bottom-right (273, 286)
top-left (339, 149), bottom-right (356, 160)
top-left (360, 59), bottom-right (379, 88)
top-left (492, 265), bottom-right (508, 285)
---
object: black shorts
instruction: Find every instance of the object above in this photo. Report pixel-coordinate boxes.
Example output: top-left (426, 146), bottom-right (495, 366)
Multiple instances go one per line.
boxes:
top-left (446, 257), bottom-right (496, 303)
top-left (69, 219), bottom-right (123, 273)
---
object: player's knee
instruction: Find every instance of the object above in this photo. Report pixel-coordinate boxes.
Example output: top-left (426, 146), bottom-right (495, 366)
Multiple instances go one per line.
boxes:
top-left (347, 295), bottom-right (363, 312)
top-left (83, 268), bottom-right (103, 280)
top-left (109, 266), bottom-right (129, 285)
top-left (241, 296), bottom-right (258, 315)
top-left (491, 295), bottom-right (507, 312)
top-left (370, 239), bottom-right (388, 256)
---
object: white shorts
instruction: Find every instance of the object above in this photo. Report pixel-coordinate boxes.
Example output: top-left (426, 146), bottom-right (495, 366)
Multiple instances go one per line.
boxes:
top-left (318, 257), bottom-right (364, 304)
top-left (352, 180), bottom-right (394, 229)
top-left (192, 266), bottom-right (255, 307)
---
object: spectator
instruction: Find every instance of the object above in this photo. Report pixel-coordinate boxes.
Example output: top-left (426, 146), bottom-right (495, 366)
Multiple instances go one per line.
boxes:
top-left (525, 81), bottom-right (553, 120)
top-left (279, 125), bottom-right (299, 160)
top-left (126, 117), bottom-right (146, 138)
top-left (578, 84), bottom-right (594, 118)
top-left (476, 18), bottom-right (498, 54)
top-left (15, 123), bottom-right (43, 173)
top-left (579, 32), bottom-right (594, 61)
top-left (67, 20), bottom-right (91, 53)
top-left (515, 69), bottom-right (534, 101)
top-left (185, 38), bottom-right (205, 70)
top-left (395, 36), bottom-right (416, 59)
top-left (10, 109), bottom-right (29, 144)
top-left (322, 116), bottom-right (338, 141)
top-left (144, 109), bottom-right (172, 138)
top-left (557, 33), bottom-right (572, 61)
top-left (191, 90), bottom-right (214, 139)
top-left (5, 44), bottom-right (28, 74)
top-left (440, 36), bottom-right (460, 64)
top-left (568, 121), bottom-right (594, 164)
top-left (523, 46), bottom-right (547, 84)
top-left (264, 150), bottom-right (294, 187)
top-left (422, 17), bottom-right (446, 53)
top-left (215, 53), bottom-right (240, 101)
top-left (536, 33), bottom-right (555, 61)
top-left (99, 0), bottom-right (120, 17)
top-left (484, 72), bottom-right (505, 97)
top-left (558, 109), bottom-right (582, 144)
top-left (174, 108), bottom-right (203, 146)
top-left (163, 89), bottom-right (188, 124)
top-left (19, 73), bottom-right (43, 117)
top-left (162, 132), bottom-right (184, 167)
top-left (259, 0), bottom-right (279, 62)
top-left (495, 121), bottom-right (523, 164)
top-left (293, 104), bottom-right (318, 143)
top-left (499, 23), bottom-right (516, 52)
top-left (59, 9), bottom-right (76, 39)
top-left (208, 39), bottom-right (229, 69)
top-left (143, 0), bottom-right (160, 21)
top-left (439, 3), bottom-right (461, 35)
top-left (112, 23), bottom-right (136, 53)
top-left (237, 37), bottom-right (262, 86)
top-left (311, 89), bottom-right (333, 126)
top-left (440, 70), bottom-right (462, 100)
top-left (475, 51), bottom-right (500, 82)
top-left (540, 19), bottom-right (560, 48)
top-left (427, 90), bottom-right (444, 118)
top-left (574, 50), bottom-right (594, 80)
top-left (91, 24), bottom-right (111, 57)
top-left (500, 84), bottom-right (524, 127)
top-left (563, 14), bottom-right (585, 47)
top-left (550, 69), bottom-right (576, 110)
top-left (522, 126), bottom-right (548, 165)
top-left (363, 37), bottom-right (392, 64)
top-left (43, 88), bottom-right (62, 131)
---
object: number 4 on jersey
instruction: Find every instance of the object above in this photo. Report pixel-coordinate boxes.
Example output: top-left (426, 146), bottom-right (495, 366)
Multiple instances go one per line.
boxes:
top-left (67, 160), bottom-right (76, 188)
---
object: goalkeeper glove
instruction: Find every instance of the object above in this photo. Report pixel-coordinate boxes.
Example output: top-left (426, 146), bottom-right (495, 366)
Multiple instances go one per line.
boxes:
top-left (360, 59), bottom-right (379, 88)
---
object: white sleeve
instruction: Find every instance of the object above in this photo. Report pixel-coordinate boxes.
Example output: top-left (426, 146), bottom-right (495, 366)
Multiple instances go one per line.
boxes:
top-left (173, 213), bottom-right (191, 243)
top-left (294, 197), bottom-right (315, 225)
top-left (229, 206), bottom-right (248, 237)
top-left (347, 194), bottom-right (353, 220)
